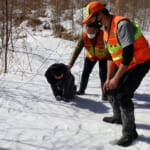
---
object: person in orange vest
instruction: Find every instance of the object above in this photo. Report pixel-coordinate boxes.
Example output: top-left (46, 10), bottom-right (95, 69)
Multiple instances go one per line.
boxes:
top-left (68, 22), bottom-right (108, 100)
top-left (82, 1), bottom-right (150, 147)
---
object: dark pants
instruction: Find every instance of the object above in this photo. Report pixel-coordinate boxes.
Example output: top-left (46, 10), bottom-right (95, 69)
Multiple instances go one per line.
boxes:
top-left (79, 57), bottom-right (107, 92)
top-left (108, 59), bottom-right (150, 136)
top-left (116, 59), bottom-right (150, 110)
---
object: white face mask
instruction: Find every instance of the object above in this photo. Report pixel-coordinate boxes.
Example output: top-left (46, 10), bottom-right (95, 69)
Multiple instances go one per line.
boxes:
top-left (87, 33), bottom-right (96, 39)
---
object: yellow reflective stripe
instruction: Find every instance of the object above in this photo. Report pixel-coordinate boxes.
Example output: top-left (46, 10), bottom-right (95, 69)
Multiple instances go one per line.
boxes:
top-left (85, 4), bottom-right (90, 18)
top-left (113, 54), bottom-right (122, 61)
top-left (131, 22), bottom-right (142, 40)
top-left (96, 50), bottom-right (108, 57)
top-left (107, 43), bottom-right (122, 54)
top-left (86, 47), bottom-right (108, 58)
top-left (113, 55), bottom-right (137, 64)
top-left (87, 47), bottom-right (94, 55)
top-left (95, 47), bottom-right (108, 53)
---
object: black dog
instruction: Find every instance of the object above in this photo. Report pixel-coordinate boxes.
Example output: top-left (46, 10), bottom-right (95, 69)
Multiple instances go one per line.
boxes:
top-left (45, 63), bottom-right (76, 102)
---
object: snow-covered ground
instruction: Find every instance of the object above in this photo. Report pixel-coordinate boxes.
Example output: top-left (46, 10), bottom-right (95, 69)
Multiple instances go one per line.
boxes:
top-left (0, 28), bottom-right (150, 150)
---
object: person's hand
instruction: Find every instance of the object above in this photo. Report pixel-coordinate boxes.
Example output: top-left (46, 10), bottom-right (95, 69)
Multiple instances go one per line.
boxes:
top-left (108, 77), bottom-right (119, 90)
top-left (103, 77), bottom-right (119, 91)
top-left (103, 79), bottom-right (110, 92)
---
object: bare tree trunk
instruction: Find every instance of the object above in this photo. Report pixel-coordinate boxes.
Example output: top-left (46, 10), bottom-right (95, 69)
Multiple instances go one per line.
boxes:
top-left (0, 0), bottom-right (14, 73)
top-left (115, 0), bottom-right (120, 15)
top-left (4, 0), bottom-right (9, 73)
top-left (131, 0), bottom-right (136, 22)
top-left (71, 0), bottom-right (74, 41)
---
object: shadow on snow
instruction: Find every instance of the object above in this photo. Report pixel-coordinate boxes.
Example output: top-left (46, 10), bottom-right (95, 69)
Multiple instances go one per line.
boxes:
top-left (71, 96), bottom-right (109, 114)
top-left (134, 93), bottom-right (150, 109)
top-left (134, 93), bottom-right (150, 102)
top-left (0, 148), bottom-right (13, 150)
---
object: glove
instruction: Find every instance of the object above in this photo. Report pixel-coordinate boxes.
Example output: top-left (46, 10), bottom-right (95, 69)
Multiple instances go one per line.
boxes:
top-left (55, 96), bottom-right (62, 101)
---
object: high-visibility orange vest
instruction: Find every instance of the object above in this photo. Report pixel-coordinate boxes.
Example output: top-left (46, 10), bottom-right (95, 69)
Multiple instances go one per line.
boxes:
top-left (83, 30), bottom-right (108, 61)
top-left (104, 15), bottom-right (150, 70)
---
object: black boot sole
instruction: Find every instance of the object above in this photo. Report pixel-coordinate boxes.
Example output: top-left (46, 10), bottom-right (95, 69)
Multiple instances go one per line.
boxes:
top-left (103, 117), bottom-right (122, 124)
top-left (117, 133), bottom-right (138, 147)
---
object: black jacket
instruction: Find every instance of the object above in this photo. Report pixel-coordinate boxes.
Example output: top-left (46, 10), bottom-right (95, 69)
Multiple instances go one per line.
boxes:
top-left (45, 64), bottom-right (75, 97)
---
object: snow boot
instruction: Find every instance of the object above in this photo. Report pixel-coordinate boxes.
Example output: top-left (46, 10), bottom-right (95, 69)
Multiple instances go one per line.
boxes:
top-left (76, 90), bottom-right (85, 95)
top-left (103, 116), bottom-right (122, 124)
top-left (76, 77), bottom-right (88, 95)
top-left (101, 92), bottom-right (108, 101)
top-left (103, 94), bottom-right (122, 124)
top-left (117, 109), bottom-right (138, 146)
top-left (63, 98), bottom-right (71, 102)
top-left (117, 132), bottom-right (138, 146)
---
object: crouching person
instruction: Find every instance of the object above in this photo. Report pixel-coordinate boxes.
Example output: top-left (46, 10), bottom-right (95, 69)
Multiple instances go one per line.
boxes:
top-left (45, 63), bottom-right (76, 102)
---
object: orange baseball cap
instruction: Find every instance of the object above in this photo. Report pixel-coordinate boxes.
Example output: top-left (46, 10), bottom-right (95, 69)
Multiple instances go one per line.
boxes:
top-left (82, 1), bottom-right (105, 24)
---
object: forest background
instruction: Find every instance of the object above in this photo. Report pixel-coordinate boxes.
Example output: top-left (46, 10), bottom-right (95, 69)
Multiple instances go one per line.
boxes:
top-left (0, 0), bottom-right (149, 73)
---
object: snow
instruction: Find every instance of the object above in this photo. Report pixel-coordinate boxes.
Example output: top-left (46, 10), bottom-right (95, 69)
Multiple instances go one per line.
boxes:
top-left (0, 30), bottom-right (150, 150)
top-left (0, 8), bottom-right (150, 150)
